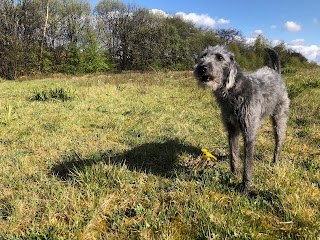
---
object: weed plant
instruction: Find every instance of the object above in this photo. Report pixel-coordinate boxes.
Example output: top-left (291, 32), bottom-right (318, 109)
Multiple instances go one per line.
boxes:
top-left (31, 87), bottom-right (76, 102)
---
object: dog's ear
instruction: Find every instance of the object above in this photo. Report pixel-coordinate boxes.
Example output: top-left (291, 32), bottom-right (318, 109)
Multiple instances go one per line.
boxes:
top-left (226, 56), bottom-right (237, 90)
top-left (194, 54), bottom-right (198, 63)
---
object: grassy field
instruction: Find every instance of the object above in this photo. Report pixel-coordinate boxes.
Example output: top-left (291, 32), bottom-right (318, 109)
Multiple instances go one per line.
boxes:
top-left (0, 69), bottom-right (319, 239)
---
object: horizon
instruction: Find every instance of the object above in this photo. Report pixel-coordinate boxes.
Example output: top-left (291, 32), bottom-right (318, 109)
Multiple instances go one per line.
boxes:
top-left (90, 0), bottom-right (320, 64)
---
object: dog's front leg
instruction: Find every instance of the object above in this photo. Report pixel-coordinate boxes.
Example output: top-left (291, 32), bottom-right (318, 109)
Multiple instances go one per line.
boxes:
top-left (242, 125), bottom-right (258, 193)
top-left (227, 123), bottom-right (241, 175)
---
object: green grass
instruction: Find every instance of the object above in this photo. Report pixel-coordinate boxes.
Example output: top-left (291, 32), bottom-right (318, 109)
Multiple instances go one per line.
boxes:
top-left (0, 70), bottom-right (319, 239)
top-left (31, 87), bottom-right (77, 102)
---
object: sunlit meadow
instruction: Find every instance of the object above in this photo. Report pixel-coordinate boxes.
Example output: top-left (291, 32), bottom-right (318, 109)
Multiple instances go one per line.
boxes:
top-left (0, 69), bottom-right (319, 239)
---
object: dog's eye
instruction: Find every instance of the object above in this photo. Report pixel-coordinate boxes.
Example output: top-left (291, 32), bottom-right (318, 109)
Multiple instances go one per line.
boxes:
top-left (201, 53), bottom-right (208, 58)
top-left (216, 54), bottom-right (224, 61)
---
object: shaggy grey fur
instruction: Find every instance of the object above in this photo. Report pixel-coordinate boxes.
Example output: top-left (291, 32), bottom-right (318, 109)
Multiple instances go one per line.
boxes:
top-left (194, 45), bottom-right (290, 192)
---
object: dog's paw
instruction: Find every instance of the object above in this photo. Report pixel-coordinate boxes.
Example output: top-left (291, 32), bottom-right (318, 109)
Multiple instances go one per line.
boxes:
top-left (241, 182), bottom-right (252, 195)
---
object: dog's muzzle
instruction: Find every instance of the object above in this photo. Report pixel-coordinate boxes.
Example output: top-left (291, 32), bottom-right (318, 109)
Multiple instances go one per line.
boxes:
top-left (196, 64), bottom-right (211, 82)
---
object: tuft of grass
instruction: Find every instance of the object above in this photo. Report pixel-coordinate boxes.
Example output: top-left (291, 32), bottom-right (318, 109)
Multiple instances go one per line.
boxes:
top-left (0, 198), bottom-right (13, 221)
top-left (0, 104), bottom-right (13, 126)
top-left (281, 66), bottom-right (297, 74)
top-left (5, 104), bottom-right (12, 124)
top-left (0, 69), bottom-right (319, 239)
top-left (31, 87), bottom-right (76, 102)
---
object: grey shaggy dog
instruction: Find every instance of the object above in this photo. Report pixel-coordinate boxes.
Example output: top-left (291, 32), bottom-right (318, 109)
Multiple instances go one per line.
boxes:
top-left (194, 45), bottom-right (290, 193)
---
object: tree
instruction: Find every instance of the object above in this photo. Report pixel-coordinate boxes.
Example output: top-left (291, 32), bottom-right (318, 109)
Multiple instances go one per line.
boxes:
top-left (216, 28), bottom-right (244, 44)
top-left (252, 35), bottom-right (269, 69)
top-left (0, 0), bottom-right (46, 79)
top-left (0, 0), bottom-right (18, 79)
top-left (80, 29), bottom-right (111, 73)
top-left (47, 0), bottom-right (107, 74)
top-left (94, 0), bottom-right (126, 54)
top-left (40, 0), bottom-right (50, 71)
top-left (273, 42), bottom-right (290, 67)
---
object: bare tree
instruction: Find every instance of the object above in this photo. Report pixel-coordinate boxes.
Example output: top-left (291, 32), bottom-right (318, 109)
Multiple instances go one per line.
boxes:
top-left (40, 0), bottom-right (50, 71)
top-left (216, 28), bottom-right (244, 44)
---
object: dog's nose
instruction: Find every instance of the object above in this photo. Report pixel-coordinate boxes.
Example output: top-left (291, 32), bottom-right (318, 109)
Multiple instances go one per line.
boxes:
top-left (198, 65), bottom-right (207, 74)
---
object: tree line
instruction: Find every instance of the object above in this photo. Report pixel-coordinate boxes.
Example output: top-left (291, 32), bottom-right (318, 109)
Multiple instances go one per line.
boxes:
top-left (0, 0), bottom-right (317, 80)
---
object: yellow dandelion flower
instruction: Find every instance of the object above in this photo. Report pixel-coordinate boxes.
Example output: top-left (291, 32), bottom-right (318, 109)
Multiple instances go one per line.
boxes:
top-left (201, 148), bottom-right (218, 161)
top-left (201, 155), bottom-right (211, 161)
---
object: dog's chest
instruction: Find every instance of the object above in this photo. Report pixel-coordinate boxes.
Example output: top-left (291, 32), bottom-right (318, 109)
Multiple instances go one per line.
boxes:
top-left (216, 95), bottom-right (245, 125)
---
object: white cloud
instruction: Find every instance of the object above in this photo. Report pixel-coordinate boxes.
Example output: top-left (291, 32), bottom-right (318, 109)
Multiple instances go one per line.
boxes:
top-left (288, 44), bottom-right (320, 64)
top-left (252, 29), bottom-right (263, 36)
top-left (245, 38), bottom-right (256, 45)
top-left (150, 9), bottom-right (169, 17)
top-left (290, 39), bottom-right (305, 45)
top-left (271, 39), bottom-right (282, 46)
top-left (313, 17), bottom-right (318, 25)
top-left (175, 12), bottom-right (229, 29)
top-left (283, 21), bottom-right (302, 32)
top-left (149, 10), bottom-right (230, 29)
top-left (271, 39), bottom-right (320, 64)
top-left (270, 25), bottom-right (277, 29)
top-left (217, 18), bottom-right (230, 25)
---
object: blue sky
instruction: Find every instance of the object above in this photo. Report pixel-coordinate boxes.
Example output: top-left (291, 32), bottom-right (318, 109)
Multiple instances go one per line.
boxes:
top-left (90, 0), bottom-right (320, 64)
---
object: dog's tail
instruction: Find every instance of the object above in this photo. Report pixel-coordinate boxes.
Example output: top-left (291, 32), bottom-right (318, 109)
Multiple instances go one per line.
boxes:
top-left (265, 47), bottom-right (281, 74)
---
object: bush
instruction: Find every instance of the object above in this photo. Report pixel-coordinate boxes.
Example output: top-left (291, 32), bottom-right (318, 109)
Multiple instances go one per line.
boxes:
top-left (31, 87), bottom-right (76, 102)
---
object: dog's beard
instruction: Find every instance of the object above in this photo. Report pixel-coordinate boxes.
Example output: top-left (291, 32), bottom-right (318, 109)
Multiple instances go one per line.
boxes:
top-left (199, 73), bottom-right (212, 82)
top-left (197, 78), bottom-right (220, 91)
top-left (195, 71), bottom-right (221, 91)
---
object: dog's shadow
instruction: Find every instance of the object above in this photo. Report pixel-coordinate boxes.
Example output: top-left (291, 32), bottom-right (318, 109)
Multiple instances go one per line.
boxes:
top-left (50, 139), bottom-right (281, 202)
top-left (51, 139), bottom-right (202, 180)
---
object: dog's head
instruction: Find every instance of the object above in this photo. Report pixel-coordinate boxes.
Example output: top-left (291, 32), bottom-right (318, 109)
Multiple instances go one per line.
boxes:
top-left (194, 45), bottom-right (237, 91)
